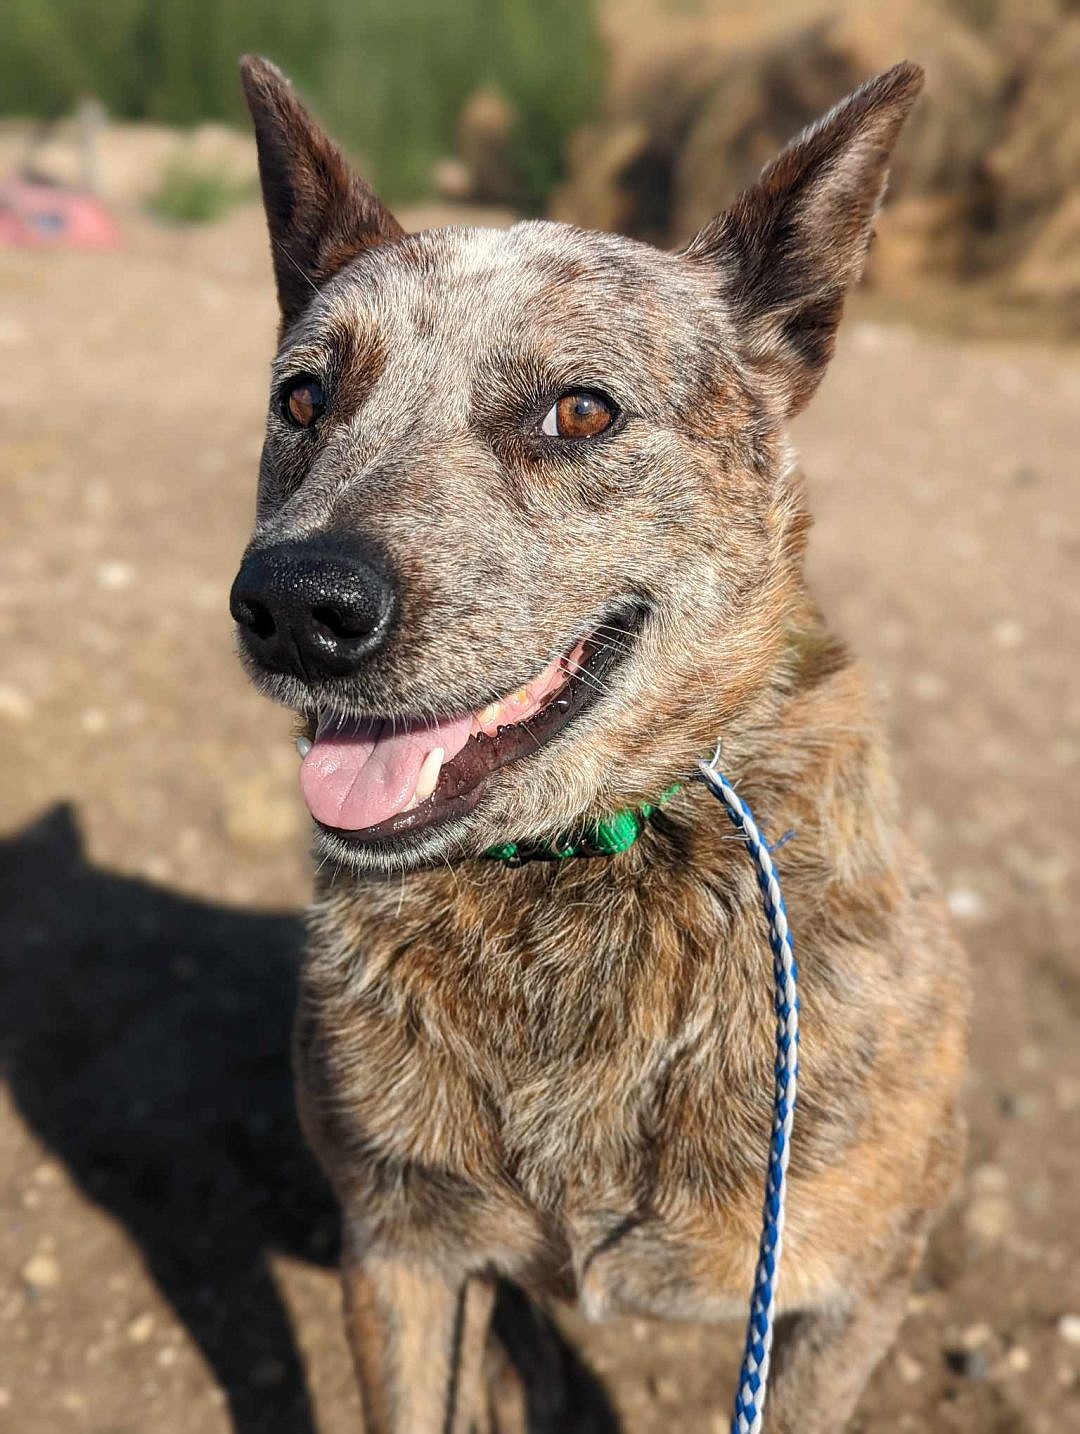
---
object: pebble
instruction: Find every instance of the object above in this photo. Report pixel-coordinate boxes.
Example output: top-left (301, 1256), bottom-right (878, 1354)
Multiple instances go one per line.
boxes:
top-left (911, 671), bottom-right (947, 702)
top-left (96, 560), bottom-right (135, 590)
top-left (964, 1191), bottom-right (1012, 1245)
top-left (1001, 1345), bottom-right (1031, 1376)
top-left (0, 685), bottom-right (33, 722)
top-left (959, 1322), bottom-right (993, 1350)
top-left (896, 1350), bottom-right (924, 1383)
top-left (947, 886), bottom-right (986, 922)
top-left (127, 1312), bottom-right (155, 1344)
top-left (21, 1253), bottom-right (61, 1289)
top-left (945, 1345), bottom-right (991, 1380)
top-left (971, 1163), bottom-right (1008, 1194)
top-left (993, 617), bottom-right (1025, 649)
top-left (1058, 1314), bottom-right (1080, 1345)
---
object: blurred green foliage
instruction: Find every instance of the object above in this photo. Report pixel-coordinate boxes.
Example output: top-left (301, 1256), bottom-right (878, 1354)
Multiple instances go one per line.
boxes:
top-left (145, 160), bottom-right (256, 224)
top-left (0, 0), bottom-right (600, 206)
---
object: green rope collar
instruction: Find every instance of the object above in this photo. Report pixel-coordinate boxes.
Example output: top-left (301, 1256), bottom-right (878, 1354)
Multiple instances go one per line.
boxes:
top-left (483, 783), bottom-right (682, 866)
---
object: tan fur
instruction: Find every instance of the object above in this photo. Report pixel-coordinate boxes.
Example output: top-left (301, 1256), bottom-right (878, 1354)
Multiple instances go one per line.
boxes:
top-left (234, 57), bottom-right (969, 1431)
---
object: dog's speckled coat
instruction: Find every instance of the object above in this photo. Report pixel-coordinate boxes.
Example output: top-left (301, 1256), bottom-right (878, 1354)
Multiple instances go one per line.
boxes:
top-left (233, 56), bottom-right (969, 1433)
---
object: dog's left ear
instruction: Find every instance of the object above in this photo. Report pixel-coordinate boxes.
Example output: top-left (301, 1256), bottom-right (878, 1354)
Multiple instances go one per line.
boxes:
top-left (683, 62), bottom-right (923, 417)
top-left (240, 55), bottom-right (404, 331)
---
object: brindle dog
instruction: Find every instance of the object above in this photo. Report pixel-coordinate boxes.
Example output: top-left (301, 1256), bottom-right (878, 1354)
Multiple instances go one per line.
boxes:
top-left (229, 56), bottom-right (969, 1433)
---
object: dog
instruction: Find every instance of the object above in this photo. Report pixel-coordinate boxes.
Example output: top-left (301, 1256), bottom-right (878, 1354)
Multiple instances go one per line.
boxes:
top-left (229, 55), bottom-right (969, 1433)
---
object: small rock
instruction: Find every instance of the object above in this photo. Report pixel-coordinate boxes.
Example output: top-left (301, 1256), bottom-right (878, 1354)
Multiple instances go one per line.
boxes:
top-left (993, 618), bottom-right (1025, 650)
top-left (947, 887), bottom-right (985, 922)
top-left (1058, 1314), bottom-right (1080, 1346)
top-left (911, 671), bottom-right (946, 702)
top-left (80, 707), bottom-right (108, 734)
top-left (971, 1164), bottom-right (1008, 1194)
top-left (0, 1388), bottom-right (11, 1409)
top-left (157, 1346), bottom-right (179, 1367)
top-left (21, 1253), bottom-right (61, 1289)
top-left (964, 1192), bottom-right (1012, 1246)
top-left (0, 685), bottom-right (32, 722)
top-left (998, 1090), bottom-right (1037, 1119)
top-left (945, 1345), bottom-right (991, 1380)
top-left (96, 560), bottom-right (135, 590)
top-left (959, 1322), bottom-right (993, 1351)
top-left (1001, 1345), bottom-right (1031, 1376)
top-left (896, 1350), bottom-right (924, 1384)
top-left (127, 1312), bottom-right (155, 1344)
top-left (32, 1162), bottom-right (63, 1187)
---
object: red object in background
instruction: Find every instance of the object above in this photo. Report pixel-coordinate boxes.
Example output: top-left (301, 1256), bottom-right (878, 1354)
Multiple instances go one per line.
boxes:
top-left (0, 178), bottom-right (120, 249)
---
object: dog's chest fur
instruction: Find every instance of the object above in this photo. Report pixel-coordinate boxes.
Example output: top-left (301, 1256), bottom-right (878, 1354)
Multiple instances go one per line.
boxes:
top-left (294, 658), bottom-right (968, 1323)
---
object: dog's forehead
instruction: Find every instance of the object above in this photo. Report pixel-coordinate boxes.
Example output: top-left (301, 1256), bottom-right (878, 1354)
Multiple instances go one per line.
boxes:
top-left (295, 220), bottom-right (706, 362)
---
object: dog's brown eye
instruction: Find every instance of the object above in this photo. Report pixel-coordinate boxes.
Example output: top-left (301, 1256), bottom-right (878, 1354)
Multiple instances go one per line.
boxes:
top-left (281, 376), bottom-right (325, 429)
top-left (541, 391), bottom-right (615, 440)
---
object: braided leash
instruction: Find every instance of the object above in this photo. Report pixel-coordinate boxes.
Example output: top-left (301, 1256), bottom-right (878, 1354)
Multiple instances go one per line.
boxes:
top-left (696, 749), bottom-right (800, 1434)
top-left (489, 745), bottom-right (800, 1429)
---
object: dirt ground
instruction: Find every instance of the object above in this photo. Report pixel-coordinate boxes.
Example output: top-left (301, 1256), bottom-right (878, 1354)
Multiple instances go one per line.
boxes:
top-left (2, 201), bottom-right (1079, 1434)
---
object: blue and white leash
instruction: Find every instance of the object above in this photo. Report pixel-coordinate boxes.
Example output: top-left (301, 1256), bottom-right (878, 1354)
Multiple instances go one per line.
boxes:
top-left (696, 748), bottom-right (800, 1434)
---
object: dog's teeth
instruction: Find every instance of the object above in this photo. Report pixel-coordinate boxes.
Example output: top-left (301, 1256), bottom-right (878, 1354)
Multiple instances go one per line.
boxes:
top-left (296, 735), bottom-right (313, 758)
top-left (478, 702), bottom-right (503, 734)
top-left (414, 747), bottom-right (444, 803)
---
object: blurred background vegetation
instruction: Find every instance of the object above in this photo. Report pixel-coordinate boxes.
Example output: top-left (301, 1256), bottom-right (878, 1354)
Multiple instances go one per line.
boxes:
top-left (0, 0), bottom-right (600, 207)
top-left (1, 0), bottom-right (1078, 330)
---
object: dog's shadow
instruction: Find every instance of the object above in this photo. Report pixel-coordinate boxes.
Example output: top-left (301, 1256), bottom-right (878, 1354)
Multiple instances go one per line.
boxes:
top-left (0, 806), bottom-right (618, 1434)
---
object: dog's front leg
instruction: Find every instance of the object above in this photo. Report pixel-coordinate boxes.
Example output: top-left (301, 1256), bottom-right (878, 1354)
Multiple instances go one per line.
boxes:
top-left (342, 1248), bottom-right (494, 1434)
top-left (764, 1243), bottom-right (922, 1433)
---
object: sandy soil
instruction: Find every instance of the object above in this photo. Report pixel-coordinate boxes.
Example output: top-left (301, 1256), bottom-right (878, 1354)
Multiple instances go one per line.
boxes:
top-left (2, 201), bottom-right (1079, 1433)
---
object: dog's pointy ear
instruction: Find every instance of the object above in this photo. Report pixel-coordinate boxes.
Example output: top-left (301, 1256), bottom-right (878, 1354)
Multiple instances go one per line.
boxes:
top-left (683, 62), bottom-right (924, 417)
top-left (239, 55), bottom-right (404, 330)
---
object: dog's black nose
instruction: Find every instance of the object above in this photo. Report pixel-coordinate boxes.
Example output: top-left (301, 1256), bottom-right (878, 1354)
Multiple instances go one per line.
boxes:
top-left (229, 540), bottom-right (395, 679)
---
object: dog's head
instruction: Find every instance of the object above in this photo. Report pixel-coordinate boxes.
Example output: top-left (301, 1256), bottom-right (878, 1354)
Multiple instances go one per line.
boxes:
top-left (229, 56), bottom-right (921, 873)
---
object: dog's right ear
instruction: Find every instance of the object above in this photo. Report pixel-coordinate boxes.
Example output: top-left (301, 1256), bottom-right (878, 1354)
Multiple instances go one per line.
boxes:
top-left (240, 55), bottom-right (404, 331)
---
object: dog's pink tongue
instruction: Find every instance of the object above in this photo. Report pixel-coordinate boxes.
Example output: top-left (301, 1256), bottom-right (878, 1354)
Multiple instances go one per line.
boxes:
top-left (299, 712), bottom-right (473, 831)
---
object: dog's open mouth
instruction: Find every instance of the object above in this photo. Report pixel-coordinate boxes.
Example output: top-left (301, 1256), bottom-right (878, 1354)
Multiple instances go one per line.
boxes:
top-left (299, 608), bottom-right (641, 845)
